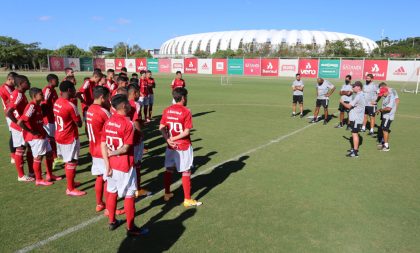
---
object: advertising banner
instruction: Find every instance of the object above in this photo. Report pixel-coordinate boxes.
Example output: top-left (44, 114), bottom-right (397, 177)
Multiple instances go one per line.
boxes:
top-left (93, 58), bottom-right (105, 71)
top-left (171, 59), bottom-right (184, 73)
top-left (125, 59), bottom-right (136, 72)
top-left (244, 59), bottom-right (261, 76)
top-left (298, 58), bottom-right (319, 78)
top-left (227, 58), bottom-right (244, 75)
top-left (184, 58), bottom-right (198, 74)
top-left (105, 59), bottom-right (115, 70)
top-left (261, 58), bottom-right (279, 76)
top-left (340, 60), bottom-right (364, 80)
top-left (318, 59), bottom-right (340, 78)
top-left (64, 58), bottom-right (80, 71)
top-left (363, 59), bottom-right (388, 80)
top-left (80, 57), bottom-right (93, 71)
top-left (147, 58), bottom-right (158, 72)
top-left (115, 58), bottom-right (125, 72)
top-left (212, 58), bottom-right (227, 75)
top-left (136, 58), bottom-right (147, 72)
top-left (386, 60), bottom-right (418, 82)
top-left (158, 58), bottom-right (171, 73)
top-left (49, 56), bottom-right (64, 71)
top-left (198, 59), bottom-right (212, 74)
top-left (278, 59), bottom-right (298, 77)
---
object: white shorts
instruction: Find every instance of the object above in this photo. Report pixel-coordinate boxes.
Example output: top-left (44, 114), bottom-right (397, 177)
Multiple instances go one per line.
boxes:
top-left (11, 128), bottom-right (25, 147)
top-left (148, 94), bottom-right (154, 105)
top-left (164, 146), bottom-right (194, 172)
top-left (134, 141), bottom-right (144, 163)
top-left (91, 157), bottom-right (107, 177)
top-left (139, 96), bottom-right (149, 106)
top-left (107, 167), bottom-right (137, 198)
top-left (6, 117), bottom-right (12, 131)
top-left (28, 138), bottom-right (52, 157)
top-left (57, 138), bottom-right (80, 162)
top-left (43, 123), bottom-right (56, 137)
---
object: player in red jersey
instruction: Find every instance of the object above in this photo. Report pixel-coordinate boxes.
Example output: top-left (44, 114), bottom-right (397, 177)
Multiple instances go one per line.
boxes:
top-left (160, 87), bottom-right (202, 207)
top-left (42, 74), bottom-right (59, 160)
top-left (6, 75), bottom-right (35, 182)
top-left (78, 70), bottom-right (102, 119)
top-left (127, 85), bottom-right (151, 197)
top-left (146, 70), bottom-right (156, 121)
top-left (54, 81), bottom-right (86, 196)
top-left (86, 86), bottom-right (112, 211)
top-left (138, 70), bottom-right (149, 121)
top-left (111, 76), bottom-right (129, 98)
top-left (106, 69), bottom-right (116, 92)
top-left (170, 71), bottom-right (186, 104)
top-left (18, 88), bottom-right (62, 186)
top-left (101, 94), bottom-right (149, 236)
top-left (0, 71), bottom-right (18, 163)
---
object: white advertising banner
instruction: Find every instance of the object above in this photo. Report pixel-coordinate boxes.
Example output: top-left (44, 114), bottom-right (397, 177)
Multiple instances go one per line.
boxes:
top-left (197, 59), bottom-right (212, 74)
top-left (171, 59), bottom-right (184, 73)
top-left (105, 59), bottom-right (115, 70)
top-left (386, 60), bottom-right (418, 82)
top-left (64, 58), bottom-right (80, 71)
top-left (279, 59), bottom-right (299, 77)
top-left (125, 59), bottom-right (136, 73)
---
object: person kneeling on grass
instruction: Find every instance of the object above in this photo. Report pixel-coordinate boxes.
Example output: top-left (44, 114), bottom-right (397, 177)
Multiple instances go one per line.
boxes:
top-left (339, 81), bottom-right (365, 158)
top-left (159, 87), bottom-right (202, 207)
top-left (375, 87), bottom-right (396, 152)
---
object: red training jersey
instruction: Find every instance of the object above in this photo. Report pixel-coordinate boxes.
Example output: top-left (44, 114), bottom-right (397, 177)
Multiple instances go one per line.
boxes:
top-left (20, 102), bottom-right (47, 141)
top-left (53, 97), bottom-right (82, 144)
top-left (128, 99), bottom-right (142, 145)
top-left (171, 78), bottom-right (185, 90)
top-left (8, 90), bottom-right (28, 131)
top-left (0, 83), bottom-right (14, 113)
top-left (146, 77), bottom-right (155, 95)
top-left (86, 104), bottom-right (111, 158)
top-left (42, 85), bottom-right (58, 124)
top-left (79, 79), bottom-right (97, 112)
top-left (106, 79), bottom-right (116, 93)
top-left (139, 78), bottom-right (149, 97)
top-left (160, 104), bottom-right (192, 150)
top-left (101, 113), bottom-right (135, 172)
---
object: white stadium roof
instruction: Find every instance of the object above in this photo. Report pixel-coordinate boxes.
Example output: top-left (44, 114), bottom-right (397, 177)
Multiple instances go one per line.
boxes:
top-left (159, 30), bottom-right (378, 55)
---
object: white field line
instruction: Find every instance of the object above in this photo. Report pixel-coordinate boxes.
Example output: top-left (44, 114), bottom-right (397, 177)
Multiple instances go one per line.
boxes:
top-left (15, 123), bottom-right (315, 253)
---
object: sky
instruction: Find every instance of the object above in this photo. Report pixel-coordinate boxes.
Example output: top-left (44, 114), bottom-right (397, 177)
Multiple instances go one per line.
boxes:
top-left (1, 0), bottom-right (418, 51)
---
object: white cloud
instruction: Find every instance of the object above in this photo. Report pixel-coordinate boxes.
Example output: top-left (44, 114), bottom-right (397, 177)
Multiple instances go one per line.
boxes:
top-left (39, 16), bottom-right (52, 21)
top-left (116, 18), bottom-right (131, 25)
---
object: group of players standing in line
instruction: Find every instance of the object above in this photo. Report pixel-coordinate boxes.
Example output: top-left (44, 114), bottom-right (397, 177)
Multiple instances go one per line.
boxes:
top-left (0, 68), bottom-right (201, 236)
top-left (291, 73), bottom-right (399, 157)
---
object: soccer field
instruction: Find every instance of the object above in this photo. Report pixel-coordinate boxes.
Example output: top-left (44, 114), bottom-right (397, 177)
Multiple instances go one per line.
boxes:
top-left (0, 72), bottom-right (419, 253)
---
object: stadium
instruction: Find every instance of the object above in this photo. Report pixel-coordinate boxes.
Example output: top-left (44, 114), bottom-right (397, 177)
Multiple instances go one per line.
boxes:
top-left (159, 30), bottom-right (379, 56)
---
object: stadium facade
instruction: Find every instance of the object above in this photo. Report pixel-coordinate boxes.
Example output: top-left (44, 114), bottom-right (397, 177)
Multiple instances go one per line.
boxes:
top-left (159, 30), bottom-right (378, 56)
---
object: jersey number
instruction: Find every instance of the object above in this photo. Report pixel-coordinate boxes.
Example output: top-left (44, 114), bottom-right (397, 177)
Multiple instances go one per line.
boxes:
top-left (55, 116), bottom-right (64, 132)
top-left (168, 122), bottom-right (183, 137)
top-left (86, 123), bottom-right (95, 142)
top-left (106, 136), bottom-right (123, 151)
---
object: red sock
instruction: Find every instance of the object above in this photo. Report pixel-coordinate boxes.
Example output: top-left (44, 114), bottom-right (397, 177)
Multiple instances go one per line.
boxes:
top-left (49, 138), bottom-right (57, 159)
top-left (33, 158), bottom-right (42, 181)
top-left (107, 192), bottom-right (118, 223)
top-left (26, 149), bottom-right (34, 174)
top-left (14, 148), bottom-right (25, 178)
top-left (182, 171), bottom-right (191, 200)
top-left (65, 163), bottom-right (77, 191)
top-left (103, 181), bottom-right (109, 204)
top-left (135, 163), bottom-right (141, 189)
top-left (124, 196), bottom-right (135, 230)
top-left (45, 156), bottom-right (54, 178)
top-left (164, 170), bottom-right (173, 194)
top-left (95, 175), bottom-right (104, 205)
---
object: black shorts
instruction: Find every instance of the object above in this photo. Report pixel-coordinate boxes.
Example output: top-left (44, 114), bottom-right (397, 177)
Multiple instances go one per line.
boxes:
top-left (338, 101), bottom-right (350, 112)
top-left (364, 106), bottom-right (376, 116)
top-left (381, 118), bottom-right (392, 132)
top-left (292, 95), bottom-right (303, 104)
top-left (316, 99), bottom-right (329, 108)
top-left (349, 121), bottom-right (362, 133)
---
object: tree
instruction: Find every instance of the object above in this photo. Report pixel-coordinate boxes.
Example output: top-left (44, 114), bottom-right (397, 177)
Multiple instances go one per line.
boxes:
top-left (0, 36), bottom-right (32, 67)
top-left (193, 50), bottom-right (210, 58)
top-left (54, 44), bottom-right (91, 57)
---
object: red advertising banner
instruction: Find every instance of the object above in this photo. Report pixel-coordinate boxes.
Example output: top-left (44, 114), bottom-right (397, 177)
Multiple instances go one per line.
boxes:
top-left (244, 59), bottom-right (261, 76)
top-left (261, 58), bottom-right (279, 76)
top-left (340, 60), bottom-right (364, 79)
top-left (115, 58), bottom-right (125, 71)
top-left (158, 58), bottom-right (171, 73)
top-left (212, 59), bottom-right (227, 75)
top-left (93, 58), bottom-right (105, 71)
top-left (49, 56), bottom-right (64, 71)
top-left (298, 58), bottom-right (319, 78)
top-left (184, 58), bottom-right (198, 74)
top-left (136, 58), bottom-right (147, 72)
top-left (363, 60), bottom-right (388, 80)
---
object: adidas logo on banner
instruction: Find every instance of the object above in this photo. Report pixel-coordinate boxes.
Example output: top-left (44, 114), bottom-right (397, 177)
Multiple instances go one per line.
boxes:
top-left (393, 66), bottom-right (407, 75)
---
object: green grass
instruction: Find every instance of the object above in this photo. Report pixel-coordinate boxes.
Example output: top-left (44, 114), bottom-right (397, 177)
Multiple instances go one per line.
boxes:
top-left (0, 72), bottom-right (419, 253)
